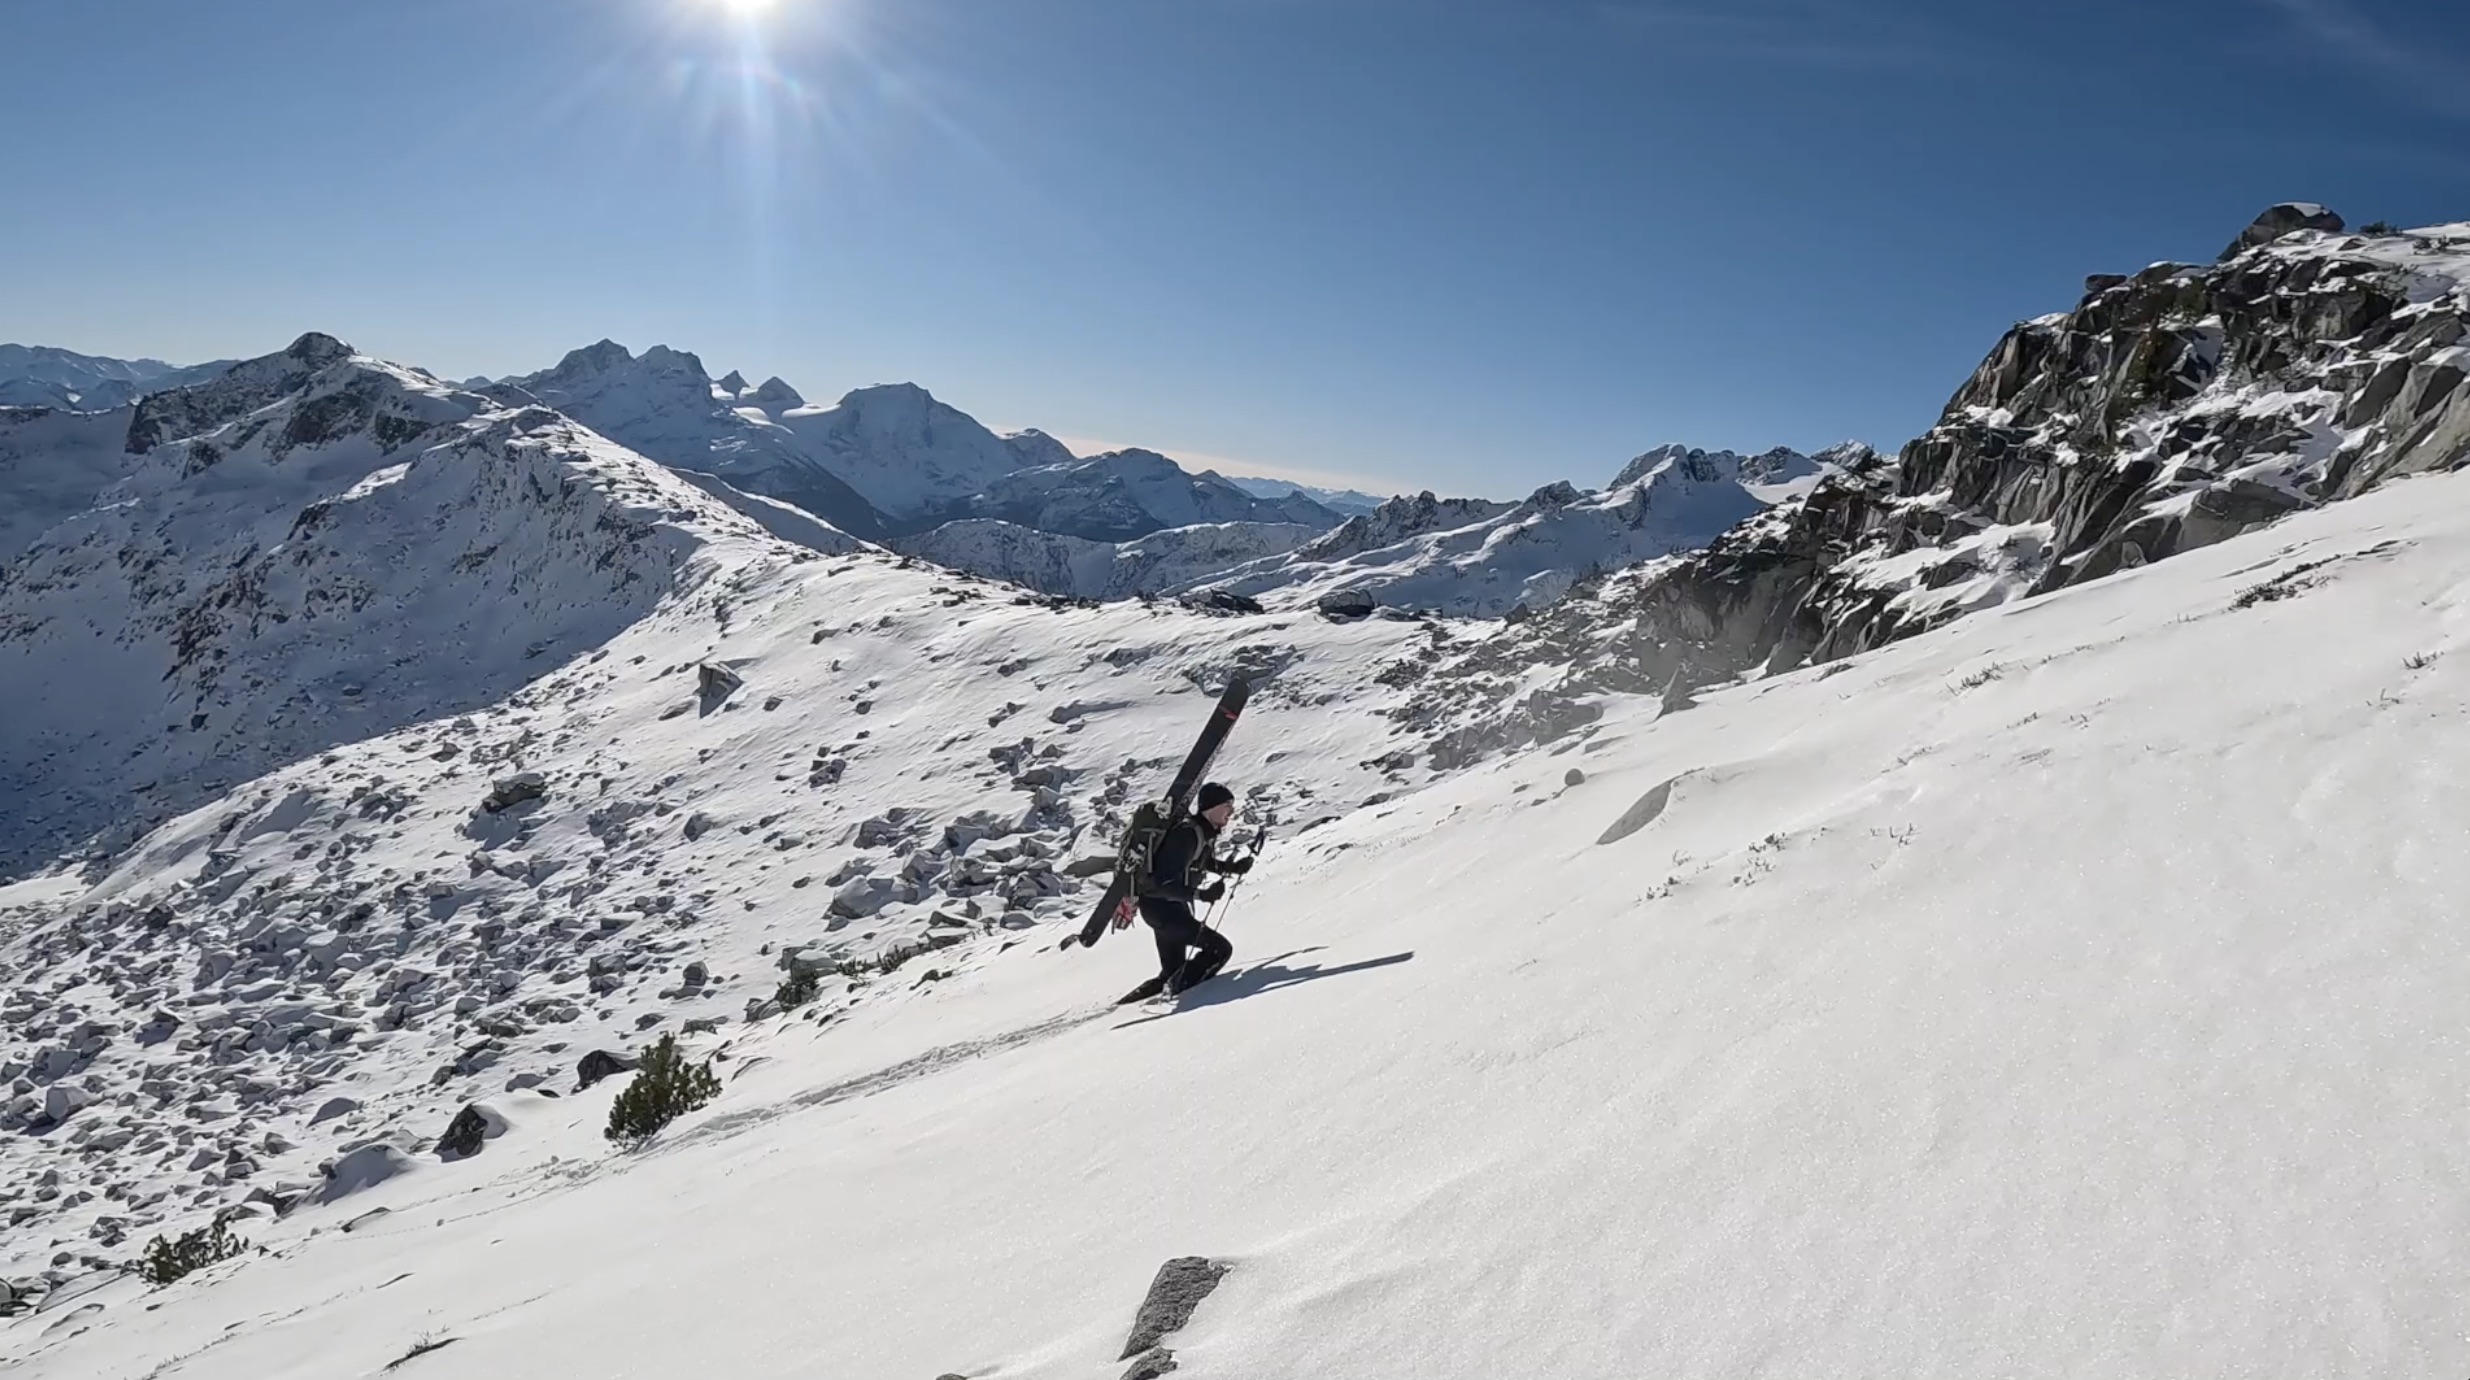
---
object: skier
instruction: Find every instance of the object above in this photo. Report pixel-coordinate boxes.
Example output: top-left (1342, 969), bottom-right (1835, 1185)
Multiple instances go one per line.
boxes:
top-left (1116, 782), bottom-right (1251, 1001)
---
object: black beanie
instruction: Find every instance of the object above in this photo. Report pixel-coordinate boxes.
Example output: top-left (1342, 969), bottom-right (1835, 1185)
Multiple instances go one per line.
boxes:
top-left (1195, 782), bottom-right (1235, 812)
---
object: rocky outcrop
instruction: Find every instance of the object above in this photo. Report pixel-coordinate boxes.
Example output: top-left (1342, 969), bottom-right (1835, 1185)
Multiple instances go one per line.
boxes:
top-left (1116, 1256), bottom-right (1230, 1378)
top-left (1408, 207), bottom-right (2470, 760)
top-left (2219, 202), bottom-right (2344, 261)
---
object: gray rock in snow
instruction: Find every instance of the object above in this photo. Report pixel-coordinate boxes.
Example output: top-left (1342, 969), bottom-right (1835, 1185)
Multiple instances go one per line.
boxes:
top-left (575, 1049), bottom-right (638, 1091)
top-left (697, 662), bottom-right (744, 704)
top-left (1564, 767), bottom-right (1586, 787)
top-left (1121, 1350), bottom-right (1178, 1380)
top-left (482, 772), bottom-right (548, 813)
top-left (310, 1095), bottom-right (361, 1125)
top-left (1317, 588), bottom-right (1377, 621)
top-left (434, 1105), bottom-right (496, 1160)
top-left (41, 1085), bottom-right (92, 1125)
top-left (1119, 1257), bottom-right (1230, 1360)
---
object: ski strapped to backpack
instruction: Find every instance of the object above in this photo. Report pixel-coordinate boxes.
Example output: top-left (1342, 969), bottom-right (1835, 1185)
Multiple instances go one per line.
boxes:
top-left (1070, 675), bottom-right (1253, 950)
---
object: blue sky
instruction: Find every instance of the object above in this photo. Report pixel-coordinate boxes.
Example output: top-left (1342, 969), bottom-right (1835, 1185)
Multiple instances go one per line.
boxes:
top-left (5, 0), bottom-right (2468, 496)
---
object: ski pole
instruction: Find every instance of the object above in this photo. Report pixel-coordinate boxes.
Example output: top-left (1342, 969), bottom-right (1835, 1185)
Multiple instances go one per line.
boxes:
top-left (1206, 825), bottom-right (1270, 934)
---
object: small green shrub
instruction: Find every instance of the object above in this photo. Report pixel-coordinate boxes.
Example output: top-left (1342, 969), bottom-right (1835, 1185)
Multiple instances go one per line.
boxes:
top-left (136, 1219), bottom-right (246, 1286)
top-left (775, 966), bottom-right (821, 1011)
top-left (603, 1034), bottom-right (722, 1146)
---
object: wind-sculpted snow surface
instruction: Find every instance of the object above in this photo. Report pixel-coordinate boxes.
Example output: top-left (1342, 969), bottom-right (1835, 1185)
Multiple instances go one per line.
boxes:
top-left (14, 453), bottom-right (2470, 1380)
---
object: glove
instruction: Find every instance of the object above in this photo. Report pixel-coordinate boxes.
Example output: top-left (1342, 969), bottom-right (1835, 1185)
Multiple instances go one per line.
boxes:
top-left (1219, 856), bottom-right (1253, 876)
top-left (1109, 899), bottom-right (1136, 932)
top-left (1196, 881), bottom-right (1226, 904)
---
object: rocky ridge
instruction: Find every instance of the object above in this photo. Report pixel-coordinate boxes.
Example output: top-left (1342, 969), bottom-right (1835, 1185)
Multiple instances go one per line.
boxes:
top-left (1402, 207), bottom-right (2470, 761)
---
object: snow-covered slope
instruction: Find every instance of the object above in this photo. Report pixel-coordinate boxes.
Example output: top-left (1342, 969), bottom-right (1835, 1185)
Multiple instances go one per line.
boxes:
top-left (0, 405), bottom-right (140, 566)
top-left (16, 442), bottom-right (2470, 1379)
top-left (503, 342), bottom-right (891, 541)
top-left (0, 333), bottom-right (790, 879)
top-left (0, 346), bottom-right (232, 412)
top-left (895, 517), bottom-right (1327, 600)
top-left (1191, 446), bottom-right (1828, 617)
top-left (0, 333), bottom-right (1441, 1309)
top-left (933, 447), bottom-right (1343, 542)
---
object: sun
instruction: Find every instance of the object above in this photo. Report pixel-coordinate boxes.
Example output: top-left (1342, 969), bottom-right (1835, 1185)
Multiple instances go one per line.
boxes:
top-left (711, 0), bottom-right (776, 14)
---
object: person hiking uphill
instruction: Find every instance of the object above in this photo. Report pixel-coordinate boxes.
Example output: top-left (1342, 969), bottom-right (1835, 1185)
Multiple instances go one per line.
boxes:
top-left (1115, 782), bottom-right (1250, 1001)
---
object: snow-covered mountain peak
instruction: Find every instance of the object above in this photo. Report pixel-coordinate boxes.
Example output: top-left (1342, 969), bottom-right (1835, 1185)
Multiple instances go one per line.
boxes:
top-left (746, 375), bottom-right (804, 411)
top-left (542, 337), bottom-right (638, 380)
top-left (775, 383), bottom-right (1027, 520)
top-left (1002, 426), bottom-right (1077, 470)
top-left (716, 368), bottom-right (750, 395)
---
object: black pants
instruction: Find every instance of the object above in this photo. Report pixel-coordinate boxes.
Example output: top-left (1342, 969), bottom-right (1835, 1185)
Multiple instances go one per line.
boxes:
top-left (1140, 896), bottom-right (1232, 992)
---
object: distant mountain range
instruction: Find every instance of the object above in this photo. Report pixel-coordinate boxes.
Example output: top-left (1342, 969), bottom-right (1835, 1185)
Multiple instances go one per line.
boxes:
top-left (1, 336), bottom-right (1854, 616)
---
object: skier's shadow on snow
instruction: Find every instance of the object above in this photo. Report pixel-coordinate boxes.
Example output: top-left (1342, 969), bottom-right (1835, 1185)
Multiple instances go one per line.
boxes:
top-left (1114, 947), bottom-right (1416, 1028)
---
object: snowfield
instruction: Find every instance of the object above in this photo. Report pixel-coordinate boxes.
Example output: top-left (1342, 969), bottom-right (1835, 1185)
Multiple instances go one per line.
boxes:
top-left (12, 453), bottom-right (2470, 1377)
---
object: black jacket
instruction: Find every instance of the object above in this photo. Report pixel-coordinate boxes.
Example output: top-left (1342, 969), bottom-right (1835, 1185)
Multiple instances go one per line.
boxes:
top-left (1145, 816), bottom-right (1226, 904)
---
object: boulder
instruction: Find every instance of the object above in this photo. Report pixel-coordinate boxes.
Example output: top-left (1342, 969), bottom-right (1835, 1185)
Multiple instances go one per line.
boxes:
top-left (575, 1049), bottom-right (638, 1091)
top-left (1316, 589), bottom-right (1377, 622)
top-left (697, 663), bottom-right (744, 702)
top-left (2219, 202), bottom-right (2344, 260)
top-left (1120, 1257), bottom-right (1230, 1360)
top-left (309, 1096), bottom-right (361, 1125)
top-left (829, 875), bottom-right (903, 921)
top-left (41, 1085), bottom-right (92, 1125)
top-left (434, 1103), bottom-right (507, 1160)
top-left (481, 772), bottom-right (548, 814)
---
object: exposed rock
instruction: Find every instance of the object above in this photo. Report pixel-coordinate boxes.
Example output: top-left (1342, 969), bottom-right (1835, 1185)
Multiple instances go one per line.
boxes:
top-left (434, 1103), bottom-right (505, 1160)
top-left (1122, 1350), bottom-right (1178, 1380)
top-left (481, 772), bottom-right (548, 814)
top-left (1563, 767), bottom-right (1586, 787)
top-left (309, 1096), bottom-right (362, 1125)
top-left (1406, 219), bottom-right (2470, 763)
top-left (40, 1085), bottom-right (92, 1125)
top-left (681, 960), bottom-right (710, 991)
top-left (575, 1049), bottom-right (639, 1091)
top-left (2220, 201), bottom-right (2344, 261)
top-left (697, 663), bottom-right (744, 703)
top-left (1064, 854), bottom-right (1118, 879)
top-left (1317, 588), bottom-right (1377, 621)
top-left (1120, 1256), bottom-right (1231, 1360)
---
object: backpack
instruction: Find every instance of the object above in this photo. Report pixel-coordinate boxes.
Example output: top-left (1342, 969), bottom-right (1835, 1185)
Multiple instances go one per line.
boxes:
top-left (1114, 799), bottom-right (1179, 897)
